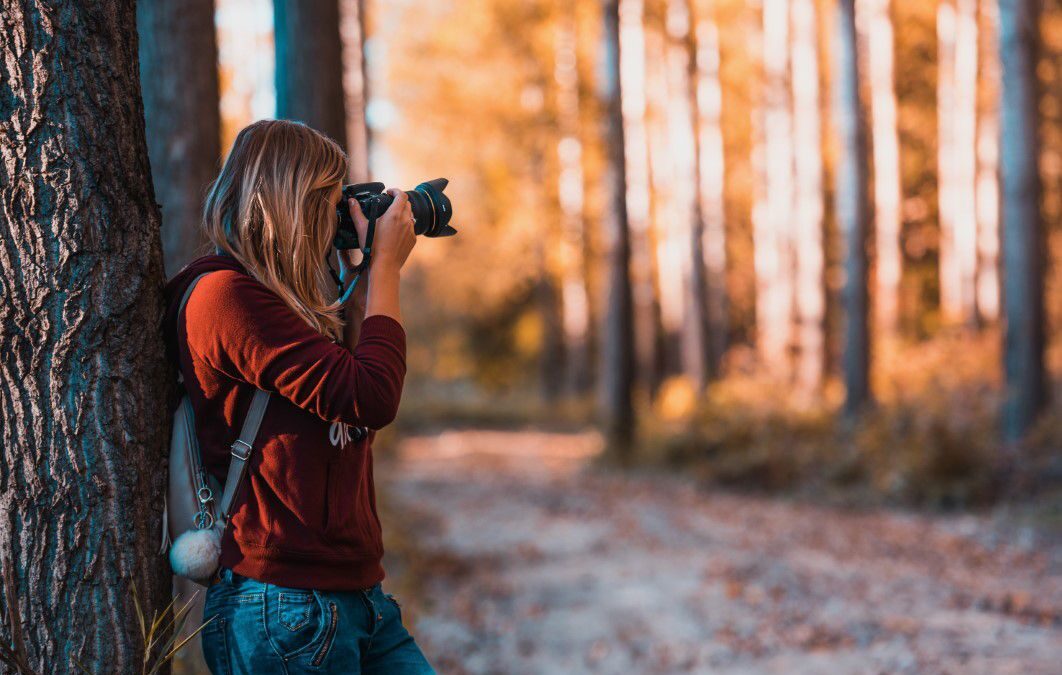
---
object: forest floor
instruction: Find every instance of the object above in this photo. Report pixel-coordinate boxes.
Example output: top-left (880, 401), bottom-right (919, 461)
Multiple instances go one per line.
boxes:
top-left (379, 428), bottom-right (1062, 675)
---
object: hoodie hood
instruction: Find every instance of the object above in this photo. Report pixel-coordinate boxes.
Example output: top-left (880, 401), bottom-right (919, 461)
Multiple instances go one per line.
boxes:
top-left (163, 253), bottom-right (250, 370)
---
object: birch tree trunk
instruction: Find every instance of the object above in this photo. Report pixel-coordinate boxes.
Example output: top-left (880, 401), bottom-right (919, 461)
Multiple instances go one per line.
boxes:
top-left (938, 0), bottom-right (980, 325)
top-left (975, 0), bottom-right (1001, 323)
top-left (790, 0), bottom-right (826, 396)
top-left (998, 0), bottom-right (1046, 441)
top-left (600, 0), bottom-right (636, 457)
top-left (341, 0), bottom-right (371, 182)
top-left (138, 0), bottom-right (220, 277)
top-left (859, 0), bottom-right (903, 337)
top-left (833, 0), bottom-right (872, 415)
top-left (275, 0), bottom-right (348, 147)
top-left (757, 0), bottom-right (796, 377)
top-left (0, 0), bottom-right (172, 670)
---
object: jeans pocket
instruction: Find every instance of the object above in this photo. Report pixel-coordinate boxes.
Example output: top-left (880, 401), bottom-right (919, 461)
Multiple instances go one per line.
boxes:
top-left (277, 591), bottom-right (316, 632)
top-left (267, 588), bottom-right (329, 660)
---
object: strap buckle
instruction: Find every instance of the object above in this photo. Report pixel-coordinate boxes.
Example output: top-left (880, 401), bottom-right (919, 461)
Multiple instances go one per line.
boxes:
top-left (230, 439), bottom-right (253, 461)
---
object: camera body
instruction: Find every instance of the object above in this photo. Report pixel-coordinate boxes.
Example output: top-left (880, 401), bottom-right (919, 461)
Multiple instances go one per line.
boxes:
top-left (334, 178), bottom-right (456, 250)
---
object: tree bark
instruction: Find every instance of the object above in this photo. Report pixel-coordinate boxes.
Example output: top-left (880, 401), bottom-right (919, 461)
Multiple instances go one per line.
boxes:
top-left (275, 0), bottom-right (348, 147)
top-left (833, 0), bottom-right (872, 416)
top-left (599, 0), bottom-right (636, 457)
top-left (138, 0), bottom-right (220, 278)
top-left (0, 1), bottom-right (171, 670)
top-left (998, 0), bottom-right (1046, 441)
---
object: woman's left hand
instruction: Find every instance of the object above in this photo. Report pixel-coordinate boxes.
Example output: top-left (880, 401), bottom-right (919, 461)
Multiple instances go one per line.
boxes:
top-left (337, 197), bottom-right (371, 306)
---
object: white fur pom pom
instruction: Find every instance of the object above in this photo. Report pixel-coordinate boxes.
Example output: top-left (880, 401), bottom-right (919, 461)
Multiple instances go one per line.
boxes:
top-left (169, 527), bottom-right (222, 582)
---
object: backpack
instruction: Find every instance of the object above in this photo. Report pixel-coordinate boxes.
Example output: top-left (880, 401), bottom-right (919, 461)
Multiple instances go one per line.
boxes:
top-left (158, 271), bottom-right (272, 585)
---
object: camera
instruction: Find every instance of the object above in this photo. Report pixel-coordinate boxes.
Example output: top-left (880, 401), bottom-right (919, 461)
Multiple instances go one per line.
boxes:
top-left (334, 178), bottom-right (456, 250)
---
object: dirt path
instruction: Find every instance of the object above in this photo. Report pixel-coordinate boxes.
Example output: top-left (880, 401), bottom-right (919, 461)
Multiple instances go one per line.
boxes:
top-left (381, 430), bottom-right (1061, 674)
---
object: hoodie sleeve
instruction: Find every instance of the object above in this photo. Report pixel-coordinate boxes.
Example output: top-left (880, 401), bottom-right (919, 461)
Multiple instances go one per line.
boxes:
top-left (183, 270), bottom-right (406, 429)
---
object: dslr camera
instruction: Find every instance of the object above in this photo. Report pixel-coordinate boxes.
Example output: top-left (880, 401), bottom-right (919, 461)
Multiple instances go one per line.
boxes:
top-left (334, 178), bottom-right (456, 250)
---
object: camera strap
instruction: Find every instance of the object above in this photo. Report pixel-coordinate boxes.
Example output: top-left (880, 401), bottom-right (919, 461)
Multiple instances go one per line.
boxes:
top-left (329, 200), bottom-right (380, 304)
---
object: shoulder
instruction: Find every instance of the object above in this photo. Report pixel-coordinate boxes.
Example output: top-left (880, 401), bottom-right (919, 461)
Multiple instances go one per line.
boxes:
top-left (189, 269), bottom-right (280, 311)
top-left (184, 270), bottom-right (293, 336)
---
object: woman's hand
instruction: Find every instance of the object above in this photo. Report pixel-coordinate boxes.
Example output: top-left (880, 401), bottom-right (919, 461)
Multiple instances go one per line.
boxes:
top-left (371, 188), bottom-right (416, 272)
top-left (362, 188), bottom-right (414, 324)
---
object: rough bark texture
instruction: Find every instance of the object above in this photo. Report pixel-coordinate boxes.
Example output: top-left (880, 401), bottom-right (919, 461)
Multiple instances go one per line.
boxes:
top-left (0, 1), bottom-right (172, 671)
top-left (833, 0), bottom-right (872, 416)
top-left (600, 0), bottom-right (636, 457)
top-left (138, 0), bottom-right (220, 277)
top-left (275, 0), bottom-right (349, 148)
top-left (998, 0), bottom-right (1046, 441)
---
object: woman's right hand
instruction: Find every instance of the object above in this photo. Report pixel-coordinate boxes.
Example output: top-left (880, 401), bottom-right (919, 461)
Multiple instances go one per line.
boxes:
top-left (370, 188), bottom-right (416, 271)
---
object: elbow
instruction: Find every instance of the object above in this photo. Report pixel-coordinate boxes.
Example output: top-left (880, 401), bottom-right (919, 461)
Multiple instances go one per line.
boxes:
top-left (355, 383), bottom-right (404, 430)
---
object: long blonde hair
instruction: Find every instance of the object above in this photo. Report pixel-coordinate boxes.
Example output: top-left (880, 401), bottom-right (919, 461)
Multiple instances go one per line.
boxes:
top-left (204, 119), bottom-right (347, 340)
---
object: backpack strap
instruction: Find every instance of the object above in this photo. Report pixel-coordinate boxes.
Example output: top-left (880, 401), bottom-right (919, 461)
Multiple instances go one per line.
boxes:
top-left (176, 270), bottom-right (271, 529)
top-left (218, 388), bottom-right (270, 524)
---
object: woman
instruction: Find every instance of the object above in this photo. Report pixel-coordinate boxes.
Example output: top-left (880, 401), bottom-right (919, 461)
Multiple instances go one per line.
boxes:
top-left (162, 119), bottom-right (433, 674)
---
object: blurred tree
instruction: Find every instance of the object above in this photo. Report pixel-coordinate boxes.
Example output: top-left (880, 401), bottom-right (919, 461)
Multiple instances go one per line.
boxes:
top-left (690, 2), bottom-right (730, 383)
top-left (620, 0), bottom-right (667, 397)
top-left (998, 0), bottom-right (1047, 441)
top-left (756, 0), bottom-right (797, 378)
top-left (554, 1), bottom-right (595, 395)
top-left (859, 0), bottom-right (903, 338)
top-left (138, 0), bottom-right (220, 276)
top-left (275, 0), bottom-right (348, 146)
top-left (0, 0), bottom-right (171, 669)
top-left (833, 0), bottom-right (871, 416)
top-left (600, 0), bottom-right (637, 456)
top-left (975, 0), bottom-right (1001, 324)
top-left (791, 0), bottom-right (827, 396)
top-left (341, 0), bottom-right (371, 181)
top-left (937, 0), bottom-right (980, 325)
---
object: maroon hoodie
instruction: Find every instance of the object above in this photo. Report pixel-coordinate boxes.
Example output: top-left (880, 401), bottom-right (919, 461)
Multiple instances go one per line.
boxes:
top-left (163, 254), bottom-right (406, 590)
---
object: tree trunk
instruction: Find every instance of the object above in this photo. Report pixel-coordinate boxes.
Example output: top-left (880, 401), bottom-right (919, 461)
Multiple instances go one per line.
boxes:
top-left (938, 0), bottom-right (980, 325)
top-left (618, 0), bottom-right (666, 398)
top-left (998, 0), bottom-right (1046, 441)
top-left (757, 0), bottom-right (796, 378)
top-left (554, 5), bottom-right (593, 396)
top-left (692, 9), bottom-right (729, 385)
top-left (975, 0), bottom-right (1001, 324)
top-left (0, 1), bottom-right (172, 670)
top-left (599, 0), bottom-right (636, 457)
top-left (859, 0), bottom-right (903, 337)
top-left (341, 0), bottom-right (371, 182)
top-left (275, 0), bottom-right (348, 147)
top-left (790, 0), bottom-right (826, 397)
top-left (138, 0), bottom-right (220, 278)
top-left (833, 0), bottom-right (872, 416)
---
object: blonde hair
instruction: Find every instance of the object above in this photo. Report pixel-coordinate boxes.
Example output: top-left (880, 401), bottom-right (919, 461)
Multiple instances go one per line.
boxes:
top-left (204, 119), bottom-right (348, 340)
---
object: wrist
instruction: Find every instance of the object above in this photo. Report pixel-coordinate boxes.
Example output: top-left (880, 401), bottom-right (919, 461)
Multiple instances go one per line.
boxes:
top-left (370, 258), bottom-right (402, 276)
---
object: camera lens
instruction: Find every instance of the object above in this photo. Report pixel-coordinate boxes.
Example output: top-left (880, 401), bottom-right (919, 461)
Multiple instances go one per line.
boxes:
top-left (409, 178), bottom-right (456, 238)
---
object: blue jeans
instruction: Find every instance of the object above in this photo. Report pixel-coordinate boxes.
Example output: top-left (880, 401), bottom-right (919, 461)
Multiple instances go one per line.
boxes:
top-left (201, 567), bottom-right (435, 674)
